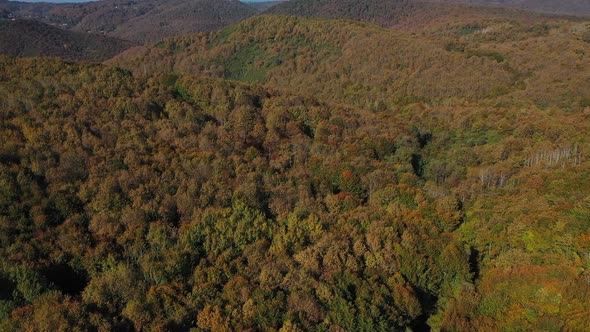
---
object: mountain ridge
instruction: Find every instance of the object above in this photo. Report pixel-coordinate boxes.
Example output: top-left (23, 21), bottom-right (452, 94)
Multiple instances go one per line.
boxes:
top-left (266, 0), bottom-right (590, 18)
top-left (452, 0), bottom-right (590, 16)
top-left (0, 18), bottom-right (134, 61)
top-left (264, 0), bottom-right (580, 29)
top-left (0, 0), bottom-right (258, 43)
top-left (109, 14), bottom-right (589, 110)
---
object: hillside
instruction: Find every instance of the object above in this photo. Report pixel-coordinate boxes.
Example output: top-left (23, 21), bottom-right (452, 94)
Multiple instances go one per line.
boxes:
top-left (0, 0), bottom-right (258, 43)
top-left (457, 0), bottom-right (590, 16)
top-left (265, 0), bottom-right (590, 19)
top-left (110, 15), bottom-right (590, 110)
top-left (107, 0), bottom-right (259, 42)
top-left (265, 0), bottom-right (423, 26)
top-left (1, 0), bottom-right (590, 330)
top-left (264, 0), bottom-right (564, 28)
top-left (247, 1), bottom-right (288, 12)
top-left (2, 51), bottom-right (590, 330)
top-left (0, 55), bottom-right (470, 331)
top-left (0, 19), bottom-right (134, 61)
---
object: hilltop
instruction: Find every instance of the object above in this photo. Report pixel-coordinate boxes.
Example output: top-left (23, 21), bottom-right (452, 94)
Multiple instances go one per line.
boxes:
top-left (110, 15), bottom-right (590, 110)
top-left (0, 19), bottom-right (134, 61)
top-left (264, 0), bottom-right (565, 28)
top-left (265, 0), bottom-right (421, 25)
top-left (106, 0), bottom-right (259, 42)
top-left (457, 0), bottom-right (590, 16)
top-left (109, 16), bottom-right (511, 106)
top-left (247, 1), bottom-right (287, 12)
top-left (0, 0), bottom-right (258, 43)
top-left (265, 0), bottom-right (590, 19)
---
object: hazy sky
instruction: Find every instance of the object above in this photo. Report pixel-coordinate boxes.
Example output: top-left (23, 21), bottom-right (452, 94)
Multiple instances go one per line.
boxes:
top-left (10, 0), bottom-right (91, 2)
top-left (11, 0), bottom-right (272, 3)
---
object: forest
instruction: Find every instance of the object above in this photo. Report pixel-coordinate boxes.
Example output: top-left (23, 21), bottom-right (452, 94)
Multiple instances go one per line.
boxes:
top-left (0, 0), bottom-right (260, 43)
top-left (110, 15), bottom-right (590, 111)
top-left (1, 0), bottom-right (590, 331)
top-left (1, 50), bottom-right (590, 330)
top-left (0, 19), bottom-right (134, 61)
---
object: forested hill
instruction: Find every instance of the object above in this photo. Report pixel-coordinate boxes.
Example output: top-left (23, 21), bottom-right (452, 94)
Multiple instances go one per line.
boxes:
top-left (264, 0), bottom-right (421, 25)
top-left (110, 15), bottom-right (590, 110)
top-left (248, 1), bottom-right (287, 12)
top-left (2, 52), bottom-right (590, 330)
top-left (452, 0), bottom-right (590, 16)
top-left (0, 0), bottom-right (590, 330)
top-left (105, 0), bottom-right (259, 43)
top-left (0, 0), bottom-right (258, 43)
top-left (0, 55), bottom-right (469, 331)
top-left (263, 0), bottom-right (564, 27)
top-left (0, 19), bottom-right (134, 61)
top-left (266, 0), bottom-right (590, 18)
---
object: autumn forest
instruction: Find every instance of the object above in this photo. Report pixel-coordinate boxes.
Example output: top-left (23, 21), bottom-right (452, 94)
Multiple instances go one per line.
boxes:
top-left (1, 0), bottom-right (590, 331)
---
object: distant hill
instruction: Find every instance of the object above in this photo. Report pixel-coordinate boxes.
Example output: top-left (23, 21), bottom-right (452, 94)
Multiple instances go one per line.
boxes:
top-left (455, 0), bottom-right (590, 16)
top-left (265, 0), bottom-right (590, 18)
top-left (0, 19), bottom-right (134, 61)
top-left (263, 0), bottom-right (565, 29)
top-left (109, 16), bottom-right (508, 105)
top-left (247, 1), bottom-right (288, 12)
top-left (110, 14), bottom-right (590, 110)
top-left (0, 0), bottom-right (258, 43)
top-left (107, 0), bottom-right (259, 42)
top-left (264, 0), bottom-right (422, 25)
top-left (1, 2), bottom-right (590, 332)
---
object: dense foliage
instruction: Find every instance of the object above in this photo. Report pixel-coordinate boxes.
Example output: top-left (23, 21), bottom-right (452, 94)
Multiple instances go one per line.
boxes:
top-left (447, 0), bottom-right (590, 16)
top-left (265, 0), bottom-right (422, 25)
top-left (0, 57), bottom-right (466, 331)
top-left (111, 15), bottom-right (590, 111)
top-left (0, 0), bottom-right (258, 43)
top-left (264, 0), bottom-right (561, 27)
top-left (0, 19), bottom-right (134, 61)
top-left (1, 1), bottom-right (590, 331)
top-left (2, 42), bottom-right (590, 330)
top-left (248, 1), bottom-right (286, 12)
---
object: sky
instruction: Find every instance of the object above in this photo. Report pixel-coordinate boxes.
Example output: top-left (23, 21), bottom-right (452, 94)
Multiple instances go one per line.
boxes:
top-left (10, 0), bottom-right (274, 3)
top-left (9, 0), bottom-right (90, 2)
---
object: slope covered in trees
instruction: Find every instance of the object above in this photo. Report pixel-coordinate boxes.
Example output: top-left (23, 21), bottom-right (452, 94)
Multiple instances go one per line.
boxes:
top-left (266, 0), bottom-right (590, 20)
top-left (110, 15), bottom-right (590, 110)
top-left (247, 1), bottom-right (288, 12)
top-left (264, 0), bottom-right (565, 28)
top-left (1, 1), bottom-right (590, 331)
top-left (106, 0), bottom-right (259, 43)
top-left (0, 19), bottom-right (134, 61)
top-left (2, 50), bottom-right (590, 330)
top-left (0, 56), bottom-right (469, 331)
top-left (0, 0), bottom-right (258, 43)
top-left (453, 0), bottom-right (590, 16)
top-left (265, 0), bottom-right (422, 25)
